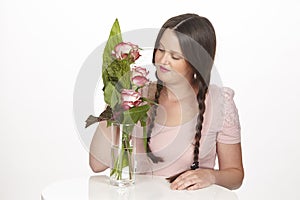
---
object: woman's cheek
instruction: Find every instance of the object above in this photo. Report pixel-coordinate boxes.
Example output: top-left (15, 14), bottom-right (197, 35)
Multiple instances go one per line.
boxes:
top-left (154, 51), bottom-right (163, 64)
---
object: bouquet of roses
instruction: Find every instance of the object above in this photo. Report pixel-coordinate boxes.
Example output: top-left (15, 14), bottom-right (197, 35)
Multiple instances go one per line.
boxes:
top-left (85, 19), bottom-right (154, 182)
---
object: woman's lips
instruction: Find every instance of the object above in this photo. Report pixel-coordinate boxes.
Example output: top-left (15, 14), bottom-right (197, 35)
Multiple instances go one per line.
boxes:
top-left (159, 66), bottom-right (170, 73)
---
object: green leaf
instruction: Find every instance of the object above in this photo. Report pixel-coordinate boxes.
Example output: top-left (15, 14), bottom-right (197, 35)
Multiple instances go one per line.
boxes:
top-left (102, 69), bottom-right (109, 91)
top-left (141, 97), bottom-right (158, 106)
top-left (104, 82), bottom-right (120, 107)
top-left (102, 19), bottom-right (123, 89)
top-left (85, 115), bottom-right (99, 128)
top-left (99, 106), bottom-right (113, 120)
top-left (122, 104), bottom-right (150, 124)
top-left (103, 82), bottom-right (113, 105)
top-left (106, 59), bottom-right (131, 90)
top-left (85, 106), bottom-right (113, 128)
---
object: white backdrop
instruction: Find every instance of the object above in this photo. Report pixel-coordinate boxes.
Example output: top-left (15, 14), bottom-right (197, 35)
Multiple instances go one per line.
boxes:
top-left (1, 0), bottom-right (300, 199)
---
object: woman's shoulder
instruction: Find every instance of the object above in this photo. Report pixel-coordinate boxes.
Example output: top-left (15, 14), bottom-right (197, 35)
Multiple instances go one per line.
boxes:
top-left (207, 85), bottom-right (241, 143)
top-left (208, 84), bottom-right (236, 101)
top-left (207, 84), bottom-right (240, 131)
top-left (207, 84), bottom-right (237, 123)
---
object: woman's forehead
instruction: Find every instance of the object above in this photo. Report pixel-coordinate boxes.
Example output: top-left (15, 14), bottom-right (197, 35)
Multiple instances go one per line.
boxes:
top-left (159, 29), bottom-right (183, 54)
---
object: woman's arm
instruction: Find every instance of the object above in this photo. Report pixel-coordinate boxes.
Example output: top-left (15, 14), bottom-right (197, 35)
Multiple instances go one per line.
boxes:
top-left (89, 121), bottom-right (112, 172)
top-left (170, 143), bottom-right (244, 190)
top-left (212, 142), bottom-right (244, 189)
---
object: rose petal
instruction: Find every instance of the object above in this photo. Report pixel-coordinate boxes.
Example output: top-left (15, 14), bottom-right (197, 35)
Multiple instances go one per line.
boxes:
top-left (132, 76), bottom-right (149, 87)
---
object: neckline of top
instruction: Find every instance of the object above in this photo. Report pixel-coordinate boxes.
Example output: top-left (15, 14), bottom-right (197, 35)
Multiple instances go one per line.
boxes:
top-left (154, 114), bottom-right (198, 129)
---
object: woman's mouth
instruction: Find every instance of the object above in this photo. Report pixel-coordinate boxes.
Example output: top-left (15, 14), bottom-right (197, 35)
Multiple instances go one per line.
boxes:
top-left (159, 66), bottom-right (170, 73)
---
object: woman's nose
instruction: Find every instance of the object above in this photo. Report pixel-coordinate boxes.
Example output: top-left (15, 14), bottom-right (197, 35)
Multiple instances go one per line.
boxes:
top-left (160, 51), bottom-right (170, 65)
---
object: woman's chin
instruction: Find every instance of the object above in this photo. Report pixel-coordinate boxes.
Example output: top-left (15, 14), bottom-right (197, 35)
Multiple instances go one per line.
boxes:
top-left (156, 72), bottom-right (171, 83)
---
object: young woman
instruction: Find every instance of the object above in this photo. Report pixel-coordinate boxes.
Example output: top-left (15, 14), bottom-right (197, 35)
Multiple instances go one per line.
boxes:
top-left (89, 13), bottom-right (244, 190)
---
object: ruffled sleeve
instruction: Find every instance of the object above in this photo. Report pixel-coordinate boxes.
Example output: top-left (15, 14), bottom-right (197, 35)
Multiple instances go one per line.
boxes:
top-left (217, 87), bottom-right (241, 144)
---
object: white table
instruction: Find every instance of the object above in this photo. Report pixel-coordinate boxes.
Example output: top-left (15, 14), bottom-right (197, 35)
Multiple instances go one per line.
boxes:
top-left (41, 175), bottom-right (239, 200)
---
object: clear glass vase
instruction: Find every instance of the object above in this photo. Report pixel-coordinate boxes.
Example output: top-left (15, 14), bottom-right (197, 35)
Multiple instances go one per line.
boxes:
top-left (110, 123), bottom-right (136, 187)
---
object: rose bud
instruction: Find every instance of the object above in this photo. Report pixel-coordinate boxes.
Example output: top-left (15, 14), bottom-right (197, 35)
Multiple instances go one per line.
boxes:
top-left (132, 76), bottom-right (149, 87)
top-left (132, 66), bottom-right (149, 77)
top-left (121, 89), bottom-right (142, 110)
top-left (112, 42), bottom-right (141, 61)
top-left (131, 66), bottom-right (149, 87)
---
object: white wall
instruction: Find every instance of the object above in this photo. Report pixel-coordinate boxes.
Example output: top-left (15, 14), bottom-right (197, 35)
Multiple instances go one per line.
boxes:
top-left (1, 0), bottom-right (299, 199)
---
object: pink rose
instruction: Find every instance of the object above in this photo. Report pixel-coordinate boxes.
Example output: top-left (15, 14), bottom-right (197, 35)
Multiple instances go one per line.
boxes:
top-left (112, 42), bottom-right (141, 61)
top-left (121, 89), bottom-right (142, 110)
top-left (131, 66), bottom-right (149, 87)
top-left (132, 66), bottom-right (149, 77)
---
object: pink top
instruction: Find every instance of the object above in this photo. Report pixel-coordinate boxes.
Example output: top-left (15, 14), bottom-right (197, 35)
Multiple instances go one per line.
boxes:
top-left (135, 84), bottom-right (241, 177)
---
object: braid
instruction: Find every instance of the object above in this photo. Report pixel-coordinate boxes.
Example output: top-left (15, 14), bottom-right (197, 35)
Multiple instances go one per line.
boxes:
top-left (146, 79), bottom-right (164, 163)
top-left (166, 78), bottom-right (208, 183)
top-left (190, 79), bottom-right (208, 170)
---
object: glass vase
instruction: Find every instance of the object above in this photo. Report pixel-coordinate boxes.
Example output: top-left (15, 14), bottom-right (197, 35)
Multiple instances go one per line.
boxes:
top-left (110, 123), bottom-right (136, 187)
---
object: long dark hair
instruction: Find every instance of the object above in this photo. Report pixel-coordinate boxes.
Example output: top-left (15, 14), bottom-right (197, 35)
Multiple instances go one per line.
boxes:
top-left (146, 13), bottom-right (216, 181)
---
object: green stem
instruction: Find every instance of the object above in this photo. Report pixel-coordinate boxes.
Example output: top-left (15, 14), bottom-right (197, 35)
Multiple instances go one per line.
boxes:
top-left (123, 139), bottom-right (133, 180)
top-left (141, 97), bottom-right (158, 105)
top-left (110, 125), bottom-right (134, 181)
top-left (110, 145), bottom-right (123, 180)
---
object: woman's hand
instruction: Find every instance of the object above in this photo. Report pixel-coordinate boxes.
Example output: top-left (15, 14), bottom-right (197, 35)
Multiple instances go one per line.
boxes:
top-left (170, 143), bottom-right (244, 190)
top-left (170, 168), bottom-right (216, 190)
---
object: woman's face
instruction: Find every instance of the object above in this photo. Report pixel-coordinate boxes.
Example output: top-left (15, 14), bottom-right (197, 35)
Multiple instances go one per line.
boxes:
top-left (154, 29), bottom-right (194, 85)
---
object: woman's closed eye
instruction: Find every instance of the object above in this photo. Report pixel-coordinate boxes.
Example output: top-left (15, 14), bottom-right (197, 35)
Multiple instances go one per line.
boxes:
top-left (171, 54), bottom-right (182, 60)
top-left (158, 48), bottom-right (165, 52)
top-left (158, 49), bottom-right (182, 60)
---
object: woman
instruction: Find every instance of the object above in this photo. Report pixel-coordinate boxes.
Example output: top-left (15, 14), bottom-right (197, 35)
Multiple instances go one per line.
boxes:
top-left (90, 13), bottom-right (244, 190)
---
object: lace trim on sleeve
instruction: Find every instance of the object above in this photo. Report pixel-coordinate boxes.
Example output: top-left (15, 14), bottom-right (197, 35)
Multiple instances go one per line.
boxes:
top-left (221, 87), bottom-right (241, 130)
